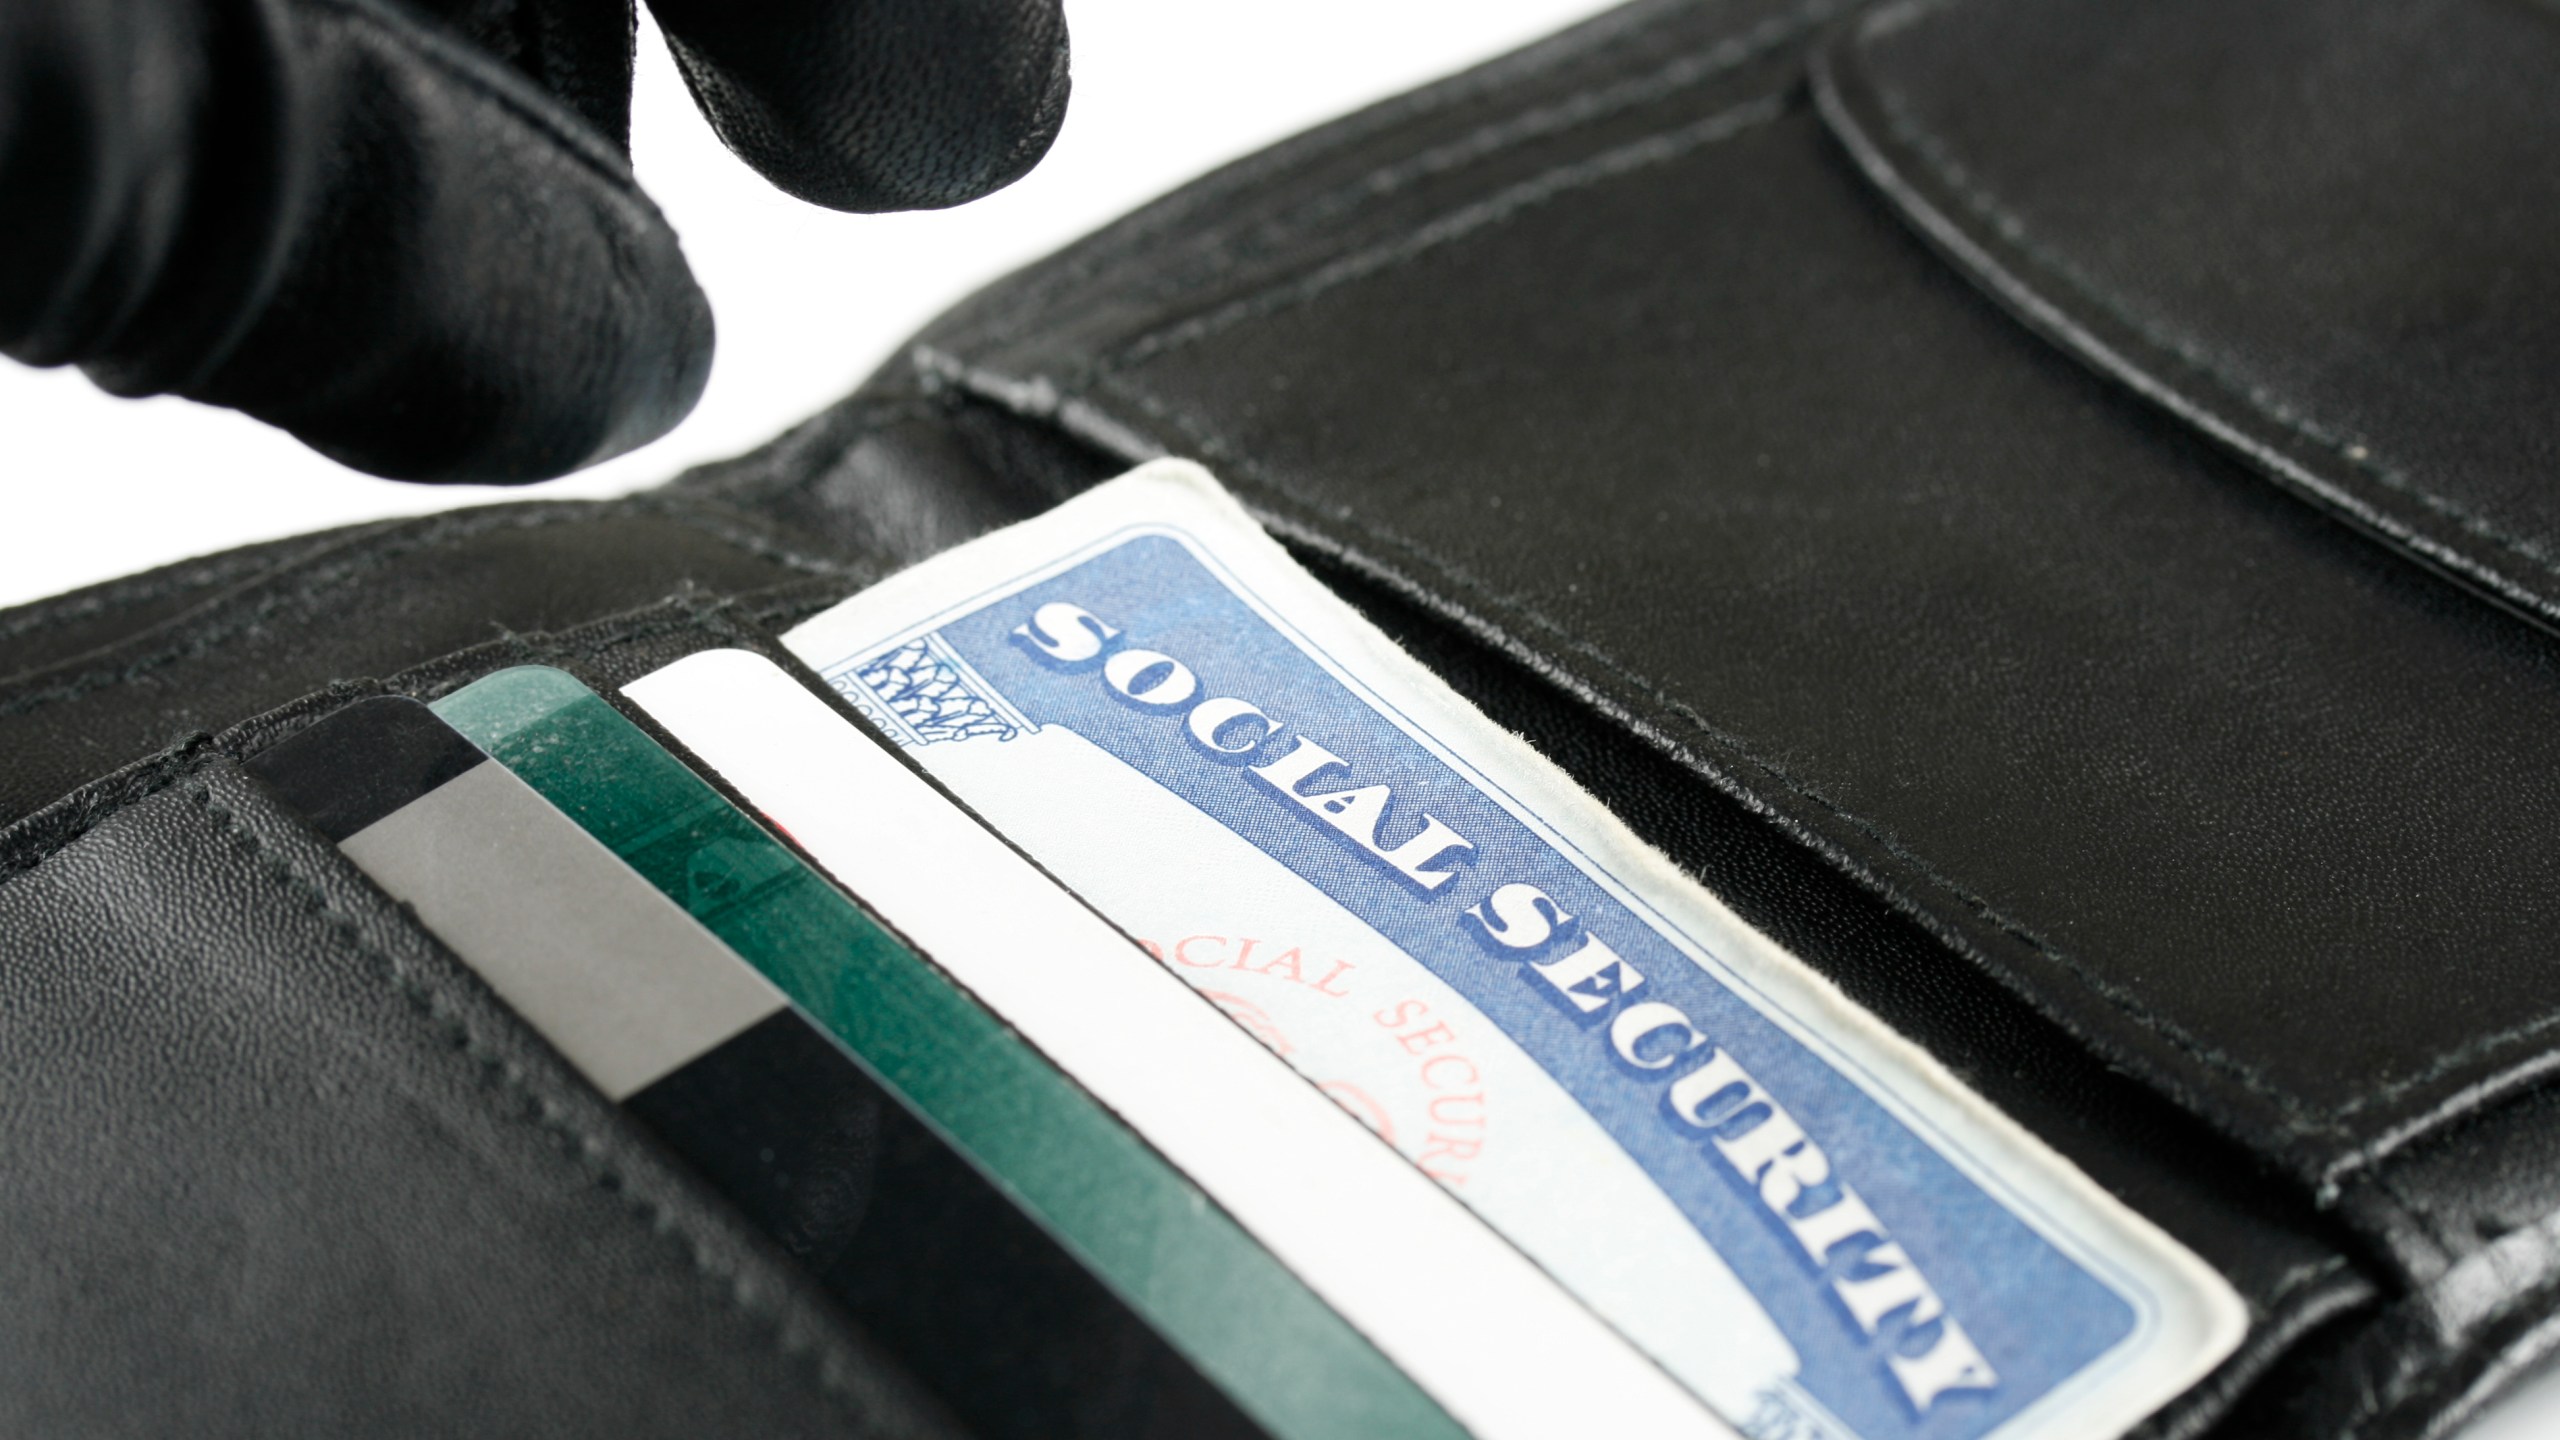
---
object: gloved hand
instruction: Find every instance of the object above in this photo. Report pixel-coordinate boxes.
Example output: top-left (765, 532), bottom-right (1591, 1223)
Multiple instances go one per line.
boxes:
top-left (0, 0), bottom-right (1069, 482)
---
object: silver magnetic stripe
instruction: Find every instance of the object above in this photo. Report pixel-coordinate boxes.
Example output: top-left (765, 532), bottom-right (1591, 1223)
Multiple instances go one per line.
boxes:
top-left (342, 760), bottom-right (786, 1100)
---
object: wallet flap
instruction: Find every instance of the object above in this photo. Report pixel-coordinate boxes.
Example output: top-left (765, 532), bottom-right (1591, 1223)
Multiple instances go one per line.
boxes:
top-left (1815, 0), bottom-right (2560, 632)
top-left (876, 0), bottom-right (2560, 1206)
top-left (0, 726), bottom-right (951, 1437)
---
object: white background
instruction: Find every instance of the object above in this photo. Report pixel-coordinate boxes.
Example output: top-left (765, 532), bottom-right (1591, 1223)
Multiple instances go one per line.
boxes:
top-left (0, 3), bottom-right (1606, 608)
top-left (0, 4), bottom-right (2553, 1435)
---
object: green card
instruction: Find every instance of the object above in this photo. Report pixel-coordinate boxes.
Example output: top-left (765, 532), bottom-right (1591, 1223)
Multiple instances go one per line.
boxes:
top-left (433, 664), bottom-right (1461, 1440)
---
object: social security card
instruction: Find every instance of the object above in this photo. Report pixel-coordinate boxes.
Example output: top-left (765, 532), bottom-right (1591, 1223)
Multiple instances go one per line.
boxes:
top-left (783, 460), bottom-right (2243, 1440)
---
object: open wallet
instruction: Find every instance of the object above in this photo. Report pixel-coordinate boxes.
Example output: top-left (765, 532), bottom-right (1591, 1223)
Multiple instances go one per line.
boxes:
top-left (6, 1), bottom-right (2559, 1437)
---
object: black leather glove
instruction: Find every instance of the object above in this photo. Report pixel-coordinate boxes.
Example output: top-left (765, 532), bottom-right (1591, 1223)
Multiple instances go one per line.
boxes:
top-left (0, 0), bottom-right (1070, 483)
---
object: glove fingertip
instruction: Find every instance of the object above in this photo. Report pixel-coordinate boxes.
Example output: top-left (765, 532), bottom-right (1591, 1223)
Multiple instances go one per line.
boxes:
top-left (654, 0), bottom-right (1072, 214)
top-left (178, 0), bottom-right (718, 486)
top-left (294, 254), bottom-right (716, 485)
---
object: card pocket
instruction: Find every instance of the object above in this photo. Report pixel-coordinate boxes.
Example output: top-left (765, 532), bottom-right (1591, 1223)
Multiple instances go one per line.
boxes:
top-left (0, 599), bottom-right (1294, 1438)
top-left (0, 492), bottom-right (878, 835)
top-left (0, 730), bottom-right (950, 1437)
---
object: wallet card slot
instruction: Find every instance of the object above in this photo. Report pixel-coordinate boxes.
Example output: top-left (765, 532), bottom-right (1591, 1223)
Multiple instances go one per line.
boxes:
top-left (0, 601), bottom-right (1291, 1440)
top-left (926, 0), bottom-right (1840, 371)
top-left (0, 523), bottom-right (380, 686)
top-left (0, 494), bottom-right (877, 833)
top-left (0, 741), bottom-right (951, 1437)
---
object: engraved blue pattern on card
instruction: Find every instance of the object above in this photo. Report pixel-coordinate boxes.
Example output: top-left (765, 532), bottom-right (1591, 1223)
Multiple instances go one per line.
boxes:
top-left (826, 531), bottom-right (2142, 1440)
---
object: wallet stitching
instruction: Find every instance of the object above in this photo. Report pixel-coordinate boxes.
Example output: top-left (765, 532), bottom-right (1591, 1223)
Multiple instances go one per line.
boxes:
top-left (186, 777), bottom-right (886, 1422)
top-left (0, 742), bottom-right (222, 890)
top-left (952, 0), bottom-right (1839, 361)
top-left (1091, 371), bottom-right (2357, 1156)
top-left (1103, 90), bottom-right (1796, 374)
top-left (0, 533), bottom-right (372, 649)
top-left (2336, 1028), bottom-right (2560, 1129)
top-left (1837, 3), bottom-right (2560, 1152)
top-left (1109, 362), bottom-right (2560, 1180)
top-left (1032, 18), bottom-right (2346, 1137)
top-left (939, 0), bottom-right (1738, 355)
top-left (1010, 24), bottom-right (2560, 1163)
top-left (0, 498), bottom-right (855, 724)
top-left (0, 508), bottom-right (610, 721)
top-left (0, 601), bottom-right (762, 892)
top-left (1845, 0), bottom-right (2560, 596)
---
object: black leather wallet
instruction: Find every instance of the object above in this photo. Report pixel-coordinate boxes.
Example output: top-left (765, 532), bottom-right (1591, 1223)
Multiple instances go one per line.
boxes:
top-left (4, 1), bottom-right (2555, 1436)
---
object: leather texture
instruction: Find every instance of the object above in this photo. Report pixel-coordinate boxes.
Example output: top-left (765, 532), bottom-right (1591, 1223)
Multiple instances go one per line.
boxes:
top-left (0, 0), bottom-right (1068, 481)
top-left (1820, 0), bottom-right (2560, 635)
top-left (650, 0), bottom-right (1071, 213)
top-left (1, 1), bottom-right (2554, 1436)
top-left (0, 492), bottom-right (871, 825)
top-left (0, 614), bottom-right (964, 1439)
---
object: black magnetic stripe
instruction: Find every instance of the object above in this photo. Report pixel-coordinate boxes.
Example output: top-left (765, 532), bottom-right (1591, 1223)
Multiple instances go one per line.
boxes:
top-left (249, 693), bottom-right (1267, 1438)
top-left (245, 696), bottom-right (488, 842)
top-left (624, 1008), bottom-right (875, 1267)
top-left (627, 1009), bottom-right (1267, 1440)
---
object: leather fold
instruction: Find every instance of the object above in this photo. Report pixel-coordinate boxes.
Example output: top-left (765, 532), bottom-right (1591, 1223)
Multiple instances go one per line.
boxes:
top-left (1805, 0), bottom-right (2560, 1200)
top-left (1812, 0), bottom-right (2560, 633)
top-left (0, 654), bottom-right (958, 1437)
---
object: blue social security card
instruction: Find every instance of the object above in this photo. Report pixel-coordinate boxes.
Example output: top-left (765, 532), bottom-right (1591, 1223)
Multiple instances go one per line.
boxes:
top-left (660, 461), bottom-right (2243, 1440)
